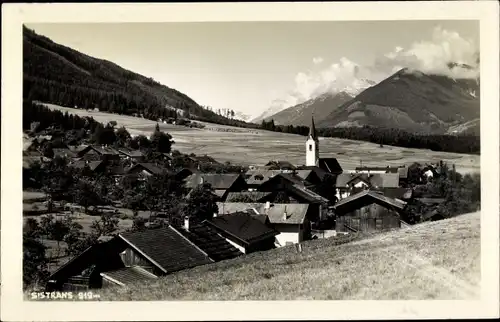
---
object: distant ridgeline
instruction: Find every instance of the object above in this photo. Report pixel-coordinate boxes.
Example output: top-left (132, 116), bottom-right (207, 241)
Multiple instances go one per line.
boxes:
top-left (23, 26), bottom-right (479, 155)
top-left (259, 119), bottom-right (480, 155)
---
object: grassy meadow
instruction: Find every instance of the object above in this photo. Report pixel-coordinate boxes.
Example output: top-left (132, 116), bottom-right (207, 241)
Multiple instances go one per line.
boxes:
top-left (43, 103), bottom-right (480, 174)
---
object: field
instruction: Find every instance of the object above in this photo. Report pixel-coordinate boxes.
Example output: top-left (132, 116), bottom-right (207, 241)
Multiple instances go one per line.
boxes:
top-left (43, 103), bottom-right (480, 174)
top-left (99, 211), bottom-right (481, 300)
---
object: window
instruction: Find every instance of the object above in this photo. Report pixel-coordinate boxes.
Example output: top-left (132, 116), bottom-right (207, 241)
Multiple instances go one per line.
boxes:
top-left (309, 144), bottom-right (313, 151)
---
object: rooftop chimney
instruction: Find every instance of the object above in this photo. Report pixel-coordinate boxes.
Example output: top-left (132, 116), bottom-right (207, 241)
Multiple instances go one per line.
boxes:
top-left (199, 176), bottom-right (204, 185)
top-left (184, 216), bottom-right (190, 231)
top-left (283, 207), bottom-right (288, 221)
top-left (265, 201), bottom-right (271, 210)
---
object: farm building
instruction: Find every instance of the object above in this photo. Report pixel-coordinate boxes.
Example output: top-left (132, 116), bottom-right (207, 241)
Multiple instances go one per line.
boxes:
top-left (335, 173), bottom-right (400, 200)
top-left (117, 148), bottom-right (145, 162)
top-left (333, 190), bottom-right (407, 233)
top-left (77, 145), bottom-right (120, 162)
top-left (69, 160), bottom-right (107, 174)
top-left (126, 163), bottom-right (165, 177)
top-left (184, 173), bottom-right (247, 200)
top-left (216, 202), bottom-right (314, 246)
top-left (46, 222), bottom-right (242, 291)
top-left (205, 212), bottom-right (278, 254)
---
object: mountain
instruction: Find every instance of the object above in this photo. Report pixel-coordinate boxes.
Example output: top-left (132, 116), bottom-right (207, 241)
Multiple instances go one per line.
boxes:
top-left (23, 26), bottom-right (250, 127)
top-left (232, 111), bottom-right (252, 122)
top-left (253, 78), bottom-right (376, 124)
top-left (317, 68), bottom-right (480, 134)
top-left (251, 98), bottom-right (291, 123)
top-left (261, 91), bottom-right (354, 126)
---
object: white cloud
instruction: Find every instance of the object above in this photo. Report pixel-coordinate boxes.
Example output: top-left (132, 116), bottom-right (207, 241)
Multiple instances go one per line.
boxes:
top-left (312, 56), bottom-right (324, 65)
top-left (271, 26), bottom-right (479, 110)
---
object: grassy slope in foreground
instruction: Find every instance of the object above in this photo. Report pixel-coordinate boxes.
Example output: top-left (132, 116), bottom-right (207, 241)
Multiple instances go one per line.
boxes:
top-left (100, 211), bottom-right (480, 300)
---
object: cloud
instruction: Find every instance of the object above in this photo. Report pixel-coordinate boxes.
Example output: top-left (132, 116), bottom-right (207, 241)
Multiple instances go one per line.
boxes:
top-left (312, 56), bottom-right (324, 65)
top-left (272, 26), bottom-right (479, 109)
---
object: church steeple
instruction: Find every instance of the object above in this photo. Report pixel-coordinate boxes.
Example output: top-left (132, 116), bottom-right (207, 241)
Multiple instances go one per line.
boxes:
top-left (308, 115), bottom-right (318, 141)
top-left (305, 115), bottom-right (319, 166)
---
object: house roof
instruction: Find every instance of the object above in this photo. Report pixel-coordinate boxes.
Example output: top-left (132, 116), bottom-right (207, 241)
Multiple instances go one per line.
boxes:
top-left (70, 160), bottom-right (105, 171)
top-left (206, 213), bottom-right (278, 245)
top-left (333, 190), bottom-right (407, 215)
top-left (175, 221), bottom-right (242, 261)
top-left (245, 169), bottom-right (284, 185)
top-left (369, 173), bottom-right (400, 188)
top-left (225, 191), bottom-right (273, 202)
top-left (216, 202), bottom-right (310, 225)
top-left (318, 158), bottom-right (343, 174)
top-left (128, 163), bottom-right (165, 175)
top-left (264, 160), bottom-right (296, 170)
top-left (295, 166), bottom-right (331, 182)
top-left (52, 148), bottom-right (76, 158)
top-left (118, 148), bottom-right (144, 158)
top-left (185, 173), bottom-right (243, 190)
top-left (415, 197), bottom-right (447, 205)
top-left (375, 187), bottom-right (413, 200)
top-left (335, 173), bottom-right (400, 188)
top-left (119, 226), bottom-right (213, 273)
top-left (288, 184), bottom-right (329, 204)
top-left (91, 145), bottom-right (119, 155)
top-left (100, 266), bottom-right (157, 286)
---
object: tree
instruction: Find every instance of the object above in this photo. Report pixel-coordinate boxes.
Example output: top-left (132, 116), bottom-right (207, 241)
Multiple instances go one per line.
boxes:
top-left (115, 126), bottom-right (131, 147)
top-left (73, 179), bottom-right (101, 213)
top-left (183, 183), bottom-right (219, 221)
top-left (24, 218), bottom-right (42, 238)
top-left (150, 124), bottom-right (174, 154)
top-left (90, 214), bottom-right (119, 238)
top-left (23, 233), bottom-right (49, 290)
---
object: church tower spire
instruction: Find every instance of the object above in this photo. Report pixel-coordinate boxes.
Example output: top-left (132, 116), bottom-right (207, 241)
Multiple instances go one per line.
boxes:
top-left (306, 115), bottom-right (319, 166)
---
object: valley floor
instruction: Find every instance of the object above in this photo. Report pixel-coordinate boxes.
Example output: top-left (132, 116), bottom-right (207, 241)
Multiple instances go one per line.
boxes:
top-left (99, 211), bottom-right (481, 301)
top-left (43, 103), bottom-right (480, 174)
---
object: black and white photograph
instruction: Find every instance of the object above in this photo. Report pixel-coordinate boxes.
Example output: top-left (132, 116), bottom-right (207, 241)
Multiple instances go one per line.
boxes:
top-left (1, 1), bottom-right (499, 321)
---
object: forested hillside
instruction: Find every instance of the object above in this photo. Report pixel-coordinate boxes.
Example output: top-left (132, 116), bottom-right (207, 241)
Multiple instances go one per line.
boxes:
top-left (23, 26), bottom-right (254, 128)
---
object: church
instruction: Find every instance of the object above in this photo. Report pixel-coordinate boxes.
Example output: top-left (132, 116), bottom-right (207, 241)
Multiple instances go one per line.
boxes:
top-left (303, 116), bottom-right (343, 175)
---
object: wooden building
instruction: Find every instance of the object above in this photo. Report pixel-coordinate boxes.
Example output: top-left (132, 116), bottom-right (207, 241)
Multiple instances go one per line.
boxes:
top-left (333, 190), bottom-right (406, 233)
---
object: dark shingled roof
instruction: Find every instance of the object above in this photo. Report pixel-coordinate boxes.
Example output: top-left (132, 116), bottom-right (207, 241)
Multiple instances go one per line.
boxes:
top-left (175, 221), bottom-right (242, 261)
top-left (101, 266), bottom-right (157, 286)
top-left (119, 226), bottom-right (212, 273)
top-left (185, 173), bottom-right (243, 190)
top-left (333, 190), bottom-right (406, 215)
top-left (206, 213), bottom-right (278, 245)
top-left (117, 148), bottom-right (144, 158)
top-left (264, 160), bottom-right (296, 170)
top-left (226, 191), bottom-right (273, 202)
top-left (318, 158), bottom-right (343, 174)
top-left (70, 160), bottom-right (105, 171)
top-left (127, 163), bottom-right (165, 175)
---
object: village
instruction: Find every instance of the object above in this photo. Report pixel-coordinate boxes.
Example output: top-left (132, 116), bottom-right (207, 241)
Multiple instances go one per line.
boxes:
top-left (22, 113), bottom-right (461, 293)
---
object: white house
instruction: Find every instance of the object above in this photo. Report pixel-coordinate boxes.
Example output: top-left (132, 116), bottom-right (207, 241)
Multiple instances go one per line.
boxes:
top-left (215, 202), bottom-right (312, 247)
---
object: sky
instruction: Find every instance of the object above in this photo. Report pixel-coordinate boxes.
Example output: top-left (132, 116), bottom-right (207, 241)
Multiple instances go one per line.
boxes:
top-left (26, 21), bottom-right (479, 119)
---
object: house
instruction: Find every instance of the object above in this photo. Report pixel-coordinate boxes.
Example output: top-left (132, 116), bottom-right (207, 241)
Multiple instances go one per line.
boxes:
top-left (334, 173), bottom-right (400, 200)
top-left (46, 225), bottom-right (216, 291)
top-left (78, 145), bottom-right (120, 162)
top-left (69, 160), bottom-right (107, 174)
top-left (333, 190), bottom-right (407, 233)
top-left (244, 169), bottom-right (321, 190)
top-left (265, 160), bottom-right (296, 171)
top-left (216, 202), bottom-right (314, 246)
top-left (374, 187), bottom-right (413, 201)
top-left (51, 147), bottom-right (76, 159)
top-left (117, 148), bottom-right (144, 162)
top-left (184, 173), bottom-right (247, 200)
top-left (127, 163), bottom-right (165, 177)
top-left (355, 165), bottom-right (409, 184)
top-left (421, 164), bottom-right (440, 180)
top-left (205, 212), bottom-right (279, 254)
top-left (174, 217), bottom-right (243, 261)
top-left (175, 168), bottom-right (194, 181)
